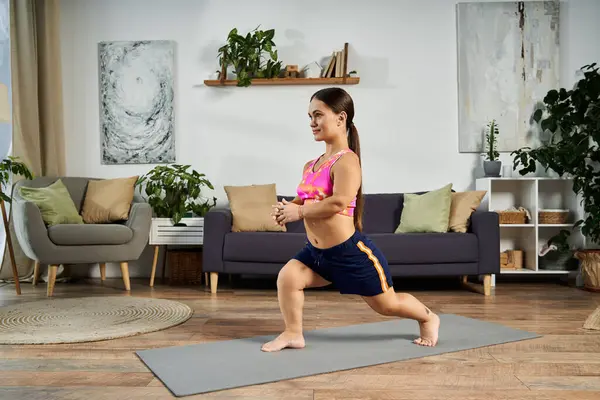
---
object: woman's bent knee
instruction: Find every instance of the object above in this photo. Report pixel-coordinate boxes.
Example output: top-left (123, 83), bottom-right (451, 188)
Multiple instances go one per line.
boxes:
top-left (277, 260), bottom-right (308, 291)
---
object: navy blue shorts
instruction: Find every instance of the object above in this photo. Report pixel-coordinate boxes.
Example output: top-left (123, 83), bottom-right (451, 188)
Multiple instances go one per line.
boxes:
top-left (292, 230), bottom-right (394, 297)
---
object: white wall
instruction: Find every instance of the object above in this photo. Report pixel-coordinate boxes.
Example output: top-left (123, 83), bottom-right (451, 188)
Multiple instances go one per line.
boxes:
top-left (59, 0), bottom-right (600, 277)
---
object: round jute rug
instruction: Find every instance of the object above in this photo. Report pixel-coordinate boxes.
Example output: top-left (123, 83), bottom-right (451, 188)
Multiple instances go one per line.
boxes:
top-left (0, 296), bottom-right (193, 344)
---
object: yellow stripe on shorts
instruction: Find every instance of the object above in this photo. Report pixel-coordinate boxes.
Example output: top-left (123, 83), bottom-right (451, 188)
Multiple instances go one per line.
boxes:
top-left (357, 241), bottom-right (389, 293)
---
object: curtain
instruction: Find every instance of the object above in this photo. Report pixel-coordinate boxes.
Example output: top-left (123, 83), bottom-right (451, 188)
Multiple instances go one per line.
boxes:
top-left (0, 0), bottom-right (66, 281)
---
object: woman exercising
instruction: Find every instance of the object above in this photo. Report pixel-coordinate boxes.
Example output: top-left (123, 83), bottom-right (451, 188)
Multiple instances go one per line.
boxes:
top-left (262, 87), bottom-right (440, 352)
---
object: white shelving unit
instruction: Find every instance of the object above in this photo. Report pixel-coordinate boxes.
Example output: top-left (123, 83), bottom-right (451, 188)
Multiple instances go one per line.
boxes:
top-left (475, 177), bottom-right (586, 275)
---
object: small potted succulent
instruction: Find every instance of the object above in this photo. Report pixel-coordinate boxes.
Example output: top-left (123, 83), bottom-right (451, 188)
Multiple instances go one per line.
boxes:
top-left (483, 119), bottom-right (501, 177)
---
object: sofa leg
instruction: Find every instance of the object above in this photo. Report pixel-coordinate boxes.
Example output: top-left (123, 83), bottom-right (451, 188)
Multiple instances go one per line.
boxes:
top-left (120, 262), bottom-right (131, 291)
top-left (461, 274), bottom-right (492, 296)
top-left (47, 265), bottom-right (58, 296)
top-left (210, 272), bottom-right (218, 294)
top-left (33, 261), bottom-right (41, 286)
top-left (99, 263), bottom-right (106, 281)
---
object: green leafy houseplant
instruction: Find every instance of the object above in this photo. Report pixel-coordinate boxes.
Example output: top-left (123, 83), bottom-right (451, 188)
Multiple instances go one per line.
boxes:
top-left (483, 119), bottom-right (501, 177)
top-left (217, 26), bottom-right (284, 87)
top-left (135, 164), bottom-right (217, 226)
top-left (511, 63), bottom-right (600, 246)
top-left (0, 156), bottom-right (34, 202)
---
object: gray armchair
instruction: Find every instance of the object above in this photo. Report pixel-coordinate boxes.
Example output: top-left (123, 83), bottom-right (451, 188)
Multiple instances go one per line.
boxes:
top-left (12, 177), bottom-right (152, 296)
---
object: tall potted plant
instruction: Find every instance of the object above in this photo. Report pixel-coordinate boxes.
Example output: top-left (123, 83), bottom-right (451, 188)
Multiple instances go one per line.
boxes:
top-left (483, 119), bottom-right (501, 177)
top-left (217, 26), bottom-right (283, 87)
top-left (511, 62), bottom-right (600, 291)
top-left (135, 164), bottom-right (217, 226)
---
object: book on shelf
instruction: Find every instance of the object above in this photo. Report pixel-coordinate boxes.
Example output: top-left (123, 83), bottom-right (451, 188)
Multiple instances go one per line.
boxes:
top-left (321, 44), bottom-right (348, 78)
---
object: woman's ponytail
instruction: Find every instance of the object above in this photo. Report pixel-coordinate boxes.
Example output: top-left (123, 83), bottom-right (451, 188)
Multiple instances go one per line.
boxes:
top-left (347, 122), bottom-right (364, 232)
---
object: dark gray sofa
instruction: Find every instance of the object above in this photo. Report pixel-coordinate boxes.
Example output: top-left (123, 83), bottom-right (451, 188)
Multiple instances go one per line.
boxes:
top-left (203, 193), bottom-right (500, 295)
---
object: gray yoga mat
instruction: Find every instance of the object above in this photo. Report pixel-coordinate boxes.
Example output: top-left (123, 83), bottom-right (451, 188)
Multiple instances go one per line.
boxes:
top-left (136, 314), bottom-right (541, 397)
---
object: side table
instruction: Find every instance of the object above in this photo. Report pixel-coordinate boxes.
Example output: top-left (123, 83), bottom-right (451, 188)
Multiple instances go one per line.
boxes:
top-left (149, 217), bottom-right (209, 288)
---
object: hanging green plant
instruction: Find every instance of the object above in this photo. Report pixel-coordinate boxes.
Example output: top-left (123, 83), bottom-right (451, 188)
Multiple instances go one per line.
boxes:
top-left (217, 26), bottom-right (283, 87)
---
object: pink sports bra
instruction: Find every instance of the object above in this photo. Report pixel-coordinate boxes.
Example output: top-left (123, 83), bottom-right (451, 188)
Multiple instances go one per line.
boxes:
top-left (296, 149), bottom-right (357, 217)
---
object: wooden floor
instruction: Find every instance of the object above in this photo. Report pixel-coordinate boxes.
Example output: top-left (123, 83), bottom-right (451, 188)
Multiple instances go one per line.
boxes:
top-left (0, 276), bottom-right (599, 400)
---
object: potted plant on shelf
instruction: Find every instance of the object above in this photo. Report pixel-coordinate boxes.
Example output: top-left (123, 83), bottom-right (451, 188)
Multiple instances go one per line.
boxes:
top-left (483, 119), bottom-right (501, 177)
top-left (135, 164), bottom-right (217, 226)
top-left (511, 62), bottom-right (600, 291)
top-left (217, 26), bottom-right (284, 87)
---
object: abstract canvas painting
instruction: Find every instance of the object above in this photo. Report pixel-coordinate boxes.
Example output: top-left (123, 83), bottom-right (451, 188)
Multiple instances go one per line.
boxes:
top-left (456, 1), bottom-right (560, 153)
top-left (99, 40), bottom-right (175, 164)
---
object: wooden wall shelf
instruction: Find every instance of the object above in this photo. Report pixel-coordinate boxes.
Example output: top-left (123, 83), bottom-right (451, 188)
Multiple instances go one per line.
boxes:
top-left (204, 77), bottom-right (360, 87)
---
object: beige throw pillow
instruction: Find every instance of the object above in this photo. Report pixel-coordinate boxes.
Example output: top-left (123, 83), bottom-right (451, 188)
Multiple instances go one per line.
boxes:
top-left (448, 191), bottom-right (487, 233)
top-left (81, 176), bottom-right (138, 223)
top-left (224, 183), bottom-right (286, 232)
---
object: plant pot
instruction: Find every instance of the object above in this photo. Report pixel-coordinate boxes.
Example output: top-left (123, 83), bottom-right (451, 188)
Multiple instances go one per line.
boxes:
top-left (575, 250), bottom-right (600, 292)
top-left (539, 250), bottom-right (579, 271)
top-left (484, 160), bottom-right (502, 177)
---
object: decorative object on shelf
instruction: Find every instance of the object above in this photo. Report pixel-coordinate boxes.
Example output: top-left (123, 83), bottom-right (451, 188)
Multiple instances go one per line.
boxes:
top-left (206, 41), bottom-right (359, 86)
top-left (284, 65), bottom-right (299, 78)
top-left (483, 119), bottom-right (501, 177)
top-left (0, 156), bottom-right (34, 295)
top-left (496, 206), bottom-right (530, 224)
top-left (135, 164), bottom-right (217, 226)
top-left (538, 209), bottom-right (569, 225)
top-left (98, 40), bottom-right (175, 164)
top-left (501, 249), bottom-right (523, 270)
top-left (216, 26), bottom-right (283, 87)
top-left (457, 1), bottom-right (559, 153)
top-left (511, 63), bottom-right (600, 247)
top-left (301, 61), bottom-right (322, 78)
top-left (538, 229), bottom-right (578, 271)
top-left (575, 250), bottom-right (600, 292)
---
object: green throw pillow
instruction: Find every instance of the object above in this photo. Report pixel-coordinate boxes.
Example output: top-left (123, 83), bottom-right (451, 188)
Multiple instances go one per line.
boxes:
top-left (395, 183), bottom-right (453, 233)
top-left (19, 179), bottom-right (84, 226)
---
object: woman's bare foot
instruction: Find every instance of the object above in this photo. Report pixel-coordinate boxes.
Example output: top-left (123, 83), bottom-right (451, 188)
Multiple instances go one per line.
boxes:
top-left (261, 331), bottom-right (305, 352)
top-left (414, 312), bottom-right (440, 347)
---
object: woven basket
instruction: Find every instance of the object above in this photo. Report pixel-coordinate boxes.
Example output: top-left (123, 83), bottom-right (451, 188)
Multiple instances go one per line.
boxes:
top-left (497, 211), bottom-right (527, 224)
top-left (539, 209), bottom-right (569, 224)
top-left (167, 249), bottom-right (203, 285)
top-left (501, 250), bottom-right (524, 269)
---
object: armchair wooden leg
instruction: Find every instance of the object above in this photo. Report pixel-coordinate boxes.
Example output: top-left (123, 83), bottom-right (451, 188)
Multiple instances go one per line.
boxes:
top-left (210, 272), bottom-right (218, 294)
top-left (150, 245), bottom-right (159, 287)
top-left (461, 274), bottom-right (492, 296)
top-left (120, 262), bottom-right (131, 291)
top-left (99, 263), bottom-right (106, 281)
top-left (32, 261), bottom-right (40, 286)
top-left (47, 265), bottom-right (58, 296)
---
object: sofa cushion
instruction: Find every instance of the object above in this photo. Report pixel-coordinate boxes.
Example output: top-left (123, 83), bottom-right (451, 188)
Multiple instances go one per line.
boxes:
top-left (81, 176), bottom-right (138, 223)
top-left (368, 232), bottom-right (478, 264)
top-left (449, 191), bottom-right (487, 232)
top-left (18, 179), bottom-right (84, 226)
top-left (48, 224), bottom-right (133, 245)
top-left (224, 183), bottom-right (286, 232)
top-left (396, 183), bottom-right (453, 233)
top-left (223, 232), bottom-right (306, 263)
